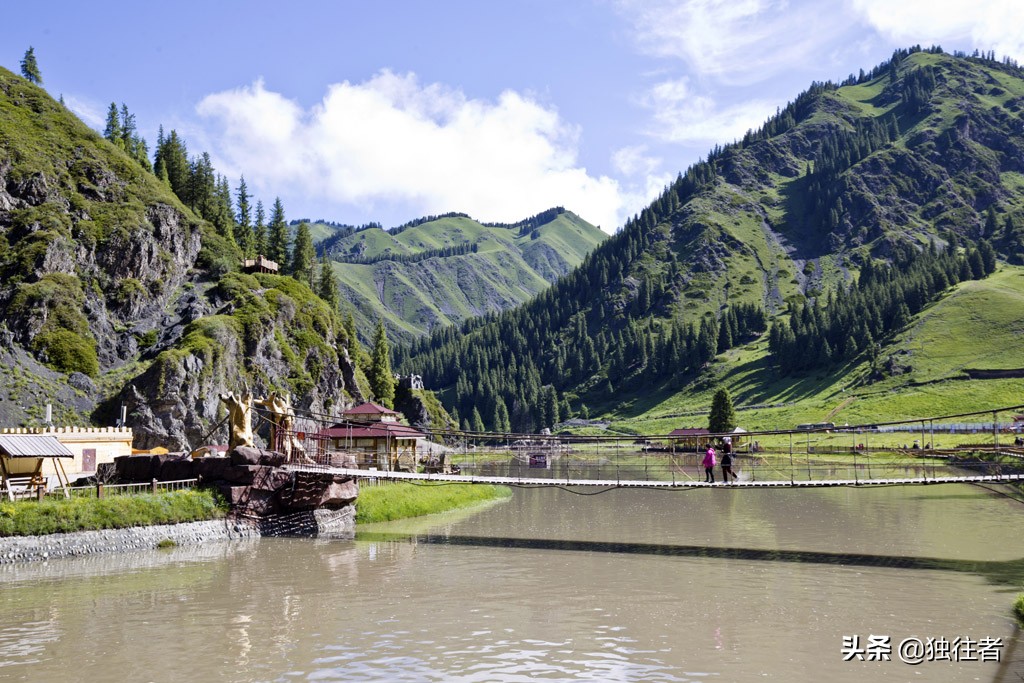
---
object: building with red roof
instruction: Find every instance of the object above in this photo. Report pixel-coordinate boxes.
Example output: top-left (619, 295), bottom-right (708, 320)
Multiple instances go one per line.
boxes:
top-left (318, 403), bottom-right (424, 470)
top-left (342, 403), bottom-right (401, 423)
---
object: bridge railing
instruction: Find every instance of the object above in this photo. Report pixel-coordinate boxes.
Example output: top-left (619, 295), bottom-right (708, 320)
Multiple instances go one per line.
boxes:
top-left (290, 441), bottom-right (1014, 486)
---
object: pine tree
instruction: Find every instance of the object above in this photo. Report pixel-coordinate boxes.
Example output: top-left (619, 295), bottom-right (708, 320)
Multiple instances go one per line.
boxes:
top-left (188, 153), bottom-right (216, 219)
top-left (235, 177), bottom-right (254, 257)
top-left (369, 320), bottom-right (396, 408)
top-left (290, 222), bottom-right (316, 286)
top-left (20, 47), bottom-right (41, 84)
top-left (154, 130), bottom-right (190, 202)
top-left (344, 308), bottom-right (360, 359)
top-left (470, 406), bottom-right (485, 433)
top-left (211, 175), bottom-right (237, 241)
top-left (493, 397), bottom-right (511, 433)
top-left (253, 200), bottom-right (267, 256)
top-left (541, 386), bottom-right (559, 429)
top-left (267, 198), bottom-right (290, 267)
top-left (708, 388), bottom-right (737, 434)
top-left (103, 103), bottom-right (123, 147)
top-left (717, 316), bottom-right (733, 352)
top-left (316, 250), bottom-right (339, 311)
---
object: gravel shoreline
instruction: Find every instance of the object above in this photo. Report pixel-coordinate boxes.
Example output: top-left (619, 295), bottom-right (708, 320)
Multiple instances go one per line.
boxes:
top-left (0, 507), bottom-right (357, 565)
top-left (0, 519), bottom-right (262, 564)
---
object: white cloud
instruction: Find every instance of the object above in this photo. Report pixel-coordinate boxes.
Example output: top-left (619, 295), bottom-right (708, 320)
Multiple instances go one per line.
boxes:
top-left (611, 145), bottom-right (675, 222)
top-left (63, 94), bottom-right (105, 129)
top-left (612, 144), bottom-right (661, 177)
top-left (616, 0), bottom-right (858, 85)
top-left (852, 0), bottom-right (1024, 61)
top-left (639, 77), bottom-right (779, 145)
top-left (196, 71), bottom-right (625, 232)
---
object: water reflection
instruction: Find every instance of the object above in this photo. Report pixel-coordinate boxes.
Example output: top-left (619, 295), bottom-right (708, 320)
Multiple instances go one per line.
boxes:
top-left (358, 531), bottom-right (1024, 587)
top-left (0, 486), bottom-right (1021, 682)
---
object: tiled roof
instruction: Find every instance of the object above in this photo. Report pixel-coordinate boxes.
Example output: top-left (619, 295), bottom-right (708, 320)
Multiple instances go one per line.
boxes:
top-left (343, 403), bottom-right (400, 416)
top-left (319, 423), bottom-right (424, 440)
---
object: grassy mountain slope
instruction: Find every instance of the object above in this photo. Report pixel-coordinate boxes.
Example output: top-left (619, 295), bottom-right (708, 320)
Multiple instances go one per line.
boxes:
top-left (325, 210), bottom-right (606, 342)
top-left (398, 48), bottom-right (1024, 432)
top-left (609, 264), bottom-right (1024, 433)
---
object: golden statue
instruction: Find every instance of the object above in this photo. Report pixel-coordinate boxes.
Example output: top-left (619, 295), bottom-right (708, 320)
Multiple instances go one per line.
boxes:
top-left (219, 390), bottom-right (255, 451)
top-left (255, 391), bottom-right (312, 463)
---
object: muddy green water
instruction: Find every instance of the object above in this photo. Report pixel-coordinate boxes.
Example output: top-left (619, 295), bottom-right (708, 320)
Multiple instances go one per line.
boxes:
top-left (0, 484), bottom-right (1023, 682)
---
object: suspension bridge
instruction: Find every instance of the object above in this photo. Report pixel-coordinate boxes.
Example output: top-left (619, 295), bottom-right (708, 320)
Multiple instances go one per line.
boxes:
top-left (254, 402), bottom-right (1024, 491)
top-left (286, 464), bottom-right (1024, 489)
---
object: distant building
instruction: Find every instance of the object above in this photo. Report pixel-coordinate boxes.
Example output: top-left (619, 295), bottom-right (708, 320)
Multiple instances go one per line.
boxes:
top-left (669, 428), bottom-right (711, 452)
top-left (317, 403), bottom-right (424, 471)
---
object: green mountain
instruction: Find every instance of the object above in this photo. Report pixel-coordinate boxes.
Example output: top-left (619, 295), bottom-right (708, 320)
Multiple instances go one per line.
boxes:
top-left (397, 48), bottom-right (1024, 432)
top-left (314, 209), bottom-right (606, 343)
top-left (0, 64), bottom-right (600, 447)
top-left (0, 66), bottom-right (365, 448)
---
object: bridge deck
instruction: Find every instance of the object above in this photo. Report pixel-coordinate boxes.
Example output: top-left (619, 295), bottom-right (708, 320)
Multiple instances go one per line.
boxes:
top-left (289, 467), bottom-right (1024, 488)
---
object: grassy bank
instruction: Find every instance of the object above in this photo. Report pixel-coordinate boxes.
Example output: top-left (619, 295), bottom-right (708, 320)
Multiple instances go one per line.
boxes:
top-left (1016, 594), bottom-right (1024, 625)
top-left (355, 482), bottom-right (512, 524)
top-left (0, 489), bottom-right (228, 537)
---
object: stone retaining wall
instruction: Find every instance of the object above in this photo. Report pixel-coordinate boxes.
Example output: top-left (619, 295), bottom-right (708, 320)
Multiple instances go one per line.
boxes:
top-left (0, 518), bottom-right (260, 564)
top-left (0, 507), bottom-right (357, 565)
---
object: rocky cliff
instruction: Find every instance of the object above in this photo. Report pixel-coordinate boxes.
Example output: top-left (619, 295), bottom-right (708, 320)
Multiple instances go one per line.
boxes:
top-left (0, 67), bottom-right (363, 449)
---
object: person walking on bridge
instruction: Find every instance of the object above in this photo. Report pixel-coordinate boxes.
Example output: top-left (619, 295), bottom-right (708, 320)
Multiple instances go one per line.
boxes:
top-left (702, 445), bottom-right (716, 483)
top-left (720, 437), bottom-right (738, 483)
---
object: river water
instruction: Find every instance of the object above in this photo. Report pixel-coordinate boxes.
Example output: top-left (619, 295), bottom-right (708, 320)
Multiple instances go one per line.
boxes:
top-left (1, 483), bottom-right (1022, 682)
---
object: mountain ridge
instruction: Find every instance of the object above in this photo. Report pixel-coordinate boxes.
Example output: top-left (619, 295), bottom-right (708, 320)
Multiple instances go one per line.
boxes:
top-left (397, 47), bottom-right (1024, 432)
top-left (316, 209), bottom-right (606, 343)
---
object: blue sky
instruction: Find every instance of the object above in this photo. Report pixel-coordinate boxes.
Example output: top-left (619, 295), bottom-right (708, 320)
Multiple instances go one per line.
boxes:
top-left (4, 1), bottom-right (1024, 232)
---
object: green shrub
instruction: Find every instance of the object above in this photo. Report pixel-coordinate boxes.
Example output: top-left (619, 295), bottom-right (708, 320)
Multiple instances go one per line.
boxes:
top-left (1015, 594), bottom-right (1024, 625)
top-left (32, 329), bottom-right (99, 376)
top-left (110, 277), bottom-right (145, 305)
top-left (138, 329), bottom-right (158, 348)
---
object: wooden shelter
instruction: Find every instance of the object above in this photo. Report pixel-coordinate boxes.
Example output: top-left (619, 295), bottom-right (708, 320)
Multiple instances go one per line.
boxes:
top-left (668, 428), bottom-right (711, 452)
top-left (0, 434), bottom-right (74, 499)
top-left (242, 255), bottom-right (279, 274)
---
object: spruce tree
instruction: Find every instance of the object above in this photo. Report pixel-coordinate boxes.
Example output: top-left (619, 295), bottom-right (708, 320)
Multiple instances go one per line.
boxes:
top-left (290, 222), bottom-right (316, 286)
top-left (20, 47), bottom-right (41, 84)
top-left (708, 388), bottom-right (737, 434)
top-left (103, 103), bottom-right (123, 147)
top-left (253, 200), bottom-right (267, 256)
top-left (267, 198), bottom-right (290, 267)
top-left (470, 407), bottom-right (485, 433)
top-left (493, 397), bottom-right (511, 433)
top-left (369, 320), bottom-right (396, 408)
top-left (154, 130), bottom-right (190, 201)
top-left (344, 308), bottom-right (360, 359)
top-left (316, 250), bottom-right (339, 311)
top-left (235, 177), bottom-right (253, 257)
top-left (542, 386), bottom-right (559, 429)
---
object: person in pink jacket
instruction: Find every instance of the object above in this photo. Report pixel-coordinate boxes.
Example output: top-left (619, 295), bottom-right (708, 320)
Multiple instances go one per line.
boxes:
top-left (702, 445), bottom-right (716, 483)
